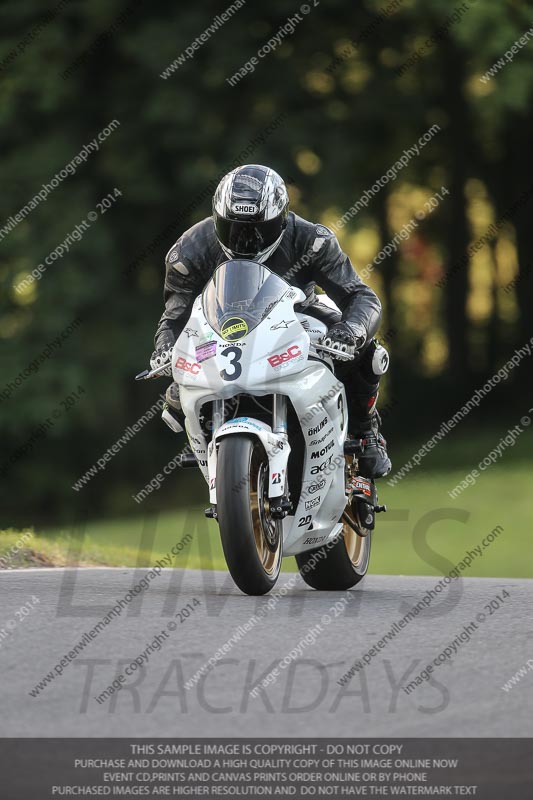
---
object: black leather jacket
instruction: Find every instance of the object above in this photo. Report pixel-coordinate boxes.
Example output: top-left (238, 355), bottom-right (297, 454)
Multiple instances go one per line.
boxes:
top-left (154, 212), bottom-right (382, 350)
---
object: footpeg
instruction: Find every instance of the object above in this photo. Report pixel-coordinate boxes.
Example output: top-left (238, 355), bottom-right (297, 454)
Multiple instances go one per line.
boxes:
top-left (344, 438), bottom-right (364, 456)
top-left (355, 500), bottom-right (375, 530)
top-left (204, 506), bottom-right (218, 519)
top-left (374, 504), bottom-right (387, 513)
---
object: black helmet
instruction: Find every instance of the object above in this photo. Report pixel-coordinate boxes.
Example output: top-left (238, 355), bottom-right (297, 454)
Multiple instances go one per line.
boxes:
top-left (213, 164), bottom-right (289, 262)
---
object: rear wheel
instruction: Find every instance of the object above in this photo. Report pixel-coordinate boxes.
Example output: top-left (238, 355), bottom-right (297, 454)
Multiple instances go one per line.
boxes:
top-left (217, 435), bottom-right (282, 595)
top-left (295, 500), bottom-right (371, 591)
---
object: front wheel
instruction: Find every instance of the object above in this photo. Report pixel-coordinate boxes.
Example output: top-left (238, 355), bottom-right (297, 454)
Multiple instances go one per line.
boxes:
top-left (217, 435), bottom-right (282, 595)
top-left (295, 507), bottom-right (371, 591)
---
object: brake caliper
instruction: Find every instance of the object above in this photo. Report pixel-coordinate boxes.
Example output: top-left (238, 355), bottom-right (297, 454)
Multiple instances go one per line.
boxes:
top-left (269, 496), bottom-right (292, 520)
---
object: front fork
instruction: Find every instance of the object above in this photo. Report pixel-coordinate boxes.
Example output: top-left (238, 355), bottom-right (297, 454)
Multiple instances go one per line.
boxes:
top-left (212, 398), bottom-right (225, 434)
top-left (270, 395), bottom-right (292, 519)
top-left (206, 395), bottom-right (291, 519)
top-left (272, 394), bottom-right (287, 435)
top-left (205, 399), bottom-right (225, 516)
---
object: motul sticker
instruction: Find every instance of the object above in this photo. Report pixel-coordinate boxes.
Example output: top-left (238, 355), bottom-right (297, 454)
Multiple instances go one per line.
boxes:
top-left (311, 439), bottom-right (334, 459)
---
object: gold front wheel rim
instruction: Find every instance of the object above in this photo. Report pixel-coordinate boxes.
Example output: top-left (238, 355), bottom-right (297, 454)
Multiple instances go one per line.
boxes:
top-left (250, 457), bottom-right (282, 577)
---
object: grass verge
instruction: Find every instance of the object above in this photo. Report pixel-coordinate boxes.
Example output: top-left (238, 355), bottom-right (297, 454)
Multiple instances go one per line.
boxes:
top-left (2, 461), bottom-right (531, 578)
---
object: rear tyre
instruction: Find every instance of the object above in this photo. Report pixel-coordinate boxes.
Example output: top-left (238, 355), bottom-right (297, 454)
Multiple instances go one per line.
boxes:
top-left (295, 504), bottom-right (371, 591)
top-left (217, 435), bottom-right (282, 595)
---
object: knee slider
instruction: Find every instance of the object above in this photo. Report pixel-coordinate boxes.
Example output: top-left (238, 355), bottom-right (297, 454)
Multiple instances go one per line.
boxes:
top-left (165, 382), bottom-right (182, 411)
top-left (359, 339), bottom-right (390, 381)
top-left (371, 342), bottom-right (390, 376)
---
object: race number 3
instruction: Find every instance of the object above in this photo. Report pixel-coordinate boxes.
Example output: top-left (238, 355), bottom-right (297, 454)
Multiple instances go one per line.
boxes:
top-left (220, 347), bottom-right (242, 381)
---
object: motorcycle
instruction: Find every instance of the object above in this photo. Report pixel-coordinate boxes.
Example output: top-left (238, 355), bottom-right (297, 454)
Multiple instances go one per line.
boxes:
top-left (137, 259), bottom-right (386, 596)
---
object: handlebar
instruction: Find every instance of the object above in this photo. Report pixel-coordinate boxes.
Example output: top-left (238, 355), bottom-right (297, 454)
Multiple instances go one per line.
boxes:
top-left (135, 341), bottom-right (353, 380)
top-left (134, 361), bottom-right (172, 381)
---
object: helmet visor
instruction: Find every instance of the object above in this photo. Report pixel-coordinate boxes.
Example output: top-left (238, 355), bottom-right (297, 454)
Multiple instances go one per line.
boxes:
top-left (214, 213), bottom-right (285, 257)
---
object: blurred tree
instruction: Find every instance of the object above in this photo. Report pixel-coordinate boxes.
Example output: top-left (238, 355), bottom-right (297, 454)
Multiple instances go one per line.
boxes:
top-left (1, 0), bottom-right (532, 524)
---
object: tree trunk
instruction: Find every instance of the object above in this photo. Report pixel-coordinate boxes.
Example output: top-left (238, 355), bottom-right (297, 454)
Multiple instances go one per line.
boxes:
top-left (440, 38), bottom-right (471, 384)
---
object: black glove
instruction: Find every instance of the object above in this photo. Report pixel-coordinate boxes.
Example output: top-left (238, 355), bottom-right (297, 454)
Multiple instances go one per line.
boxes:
top-left (321, 321), bottom-right (366, 360)
top-left (150, 331), bottom-right (175, 376)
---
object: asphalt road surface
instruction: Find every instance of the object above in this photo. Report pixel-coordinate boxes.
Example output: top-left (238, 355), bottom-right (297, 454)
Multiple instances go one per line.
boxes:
top-left (1, 568), bottom-right (531, 736)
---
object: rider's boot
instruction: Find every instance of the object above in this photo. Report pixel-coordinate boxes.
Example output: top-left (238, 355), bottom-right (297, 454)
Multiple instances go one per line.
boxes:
top-left (348, 381), bottom-right (392, 479)
top-left (337, 338), bottom-right (392, 479)
top-left (164, 382), bottom-right (186, 429)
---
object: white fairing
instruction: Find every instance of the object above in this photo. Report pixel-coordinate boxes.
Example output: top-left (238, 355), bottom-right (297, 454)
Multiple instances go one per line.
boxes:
top-left (172, 287), bottom-right (348, 556)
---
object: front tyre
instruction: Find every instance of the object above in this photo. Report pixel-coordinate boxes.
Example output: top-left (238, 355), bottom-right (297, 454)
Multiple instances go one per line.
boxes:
top-left (217, 435), bottom-right (282, 595)
top-left (295, 511), bottom-right (371, 591)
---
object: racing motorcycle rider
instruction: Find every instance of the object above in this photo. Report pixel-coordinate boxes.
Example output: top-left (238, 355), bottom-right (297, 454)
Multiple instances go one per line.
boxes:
top-left (150, 164), bottom-right (391, 478)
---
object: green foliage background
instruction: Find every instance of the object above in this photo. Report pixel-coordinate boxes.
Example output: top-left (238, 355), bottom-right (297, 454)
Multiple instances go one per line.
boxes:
top-left (1, 0), bottom-right (532, 531)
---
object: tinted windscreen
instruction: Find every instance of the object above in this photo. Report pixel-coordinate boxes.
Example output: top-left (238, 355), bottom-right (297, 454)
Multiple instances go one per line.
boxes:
top-left (202, 260), bottom-right (289, 341)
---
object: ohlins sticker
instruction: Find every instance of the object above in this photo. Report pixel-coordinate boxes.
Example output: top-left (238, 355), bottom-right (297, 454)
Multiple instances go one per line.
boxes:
top-left (175, 357), bottom-right (201, 374)
top-left (221, 317), bottom-right (248, 341)
top-left (308, 417), bottom-right (327, 436)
